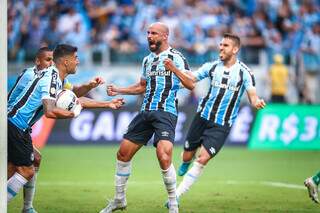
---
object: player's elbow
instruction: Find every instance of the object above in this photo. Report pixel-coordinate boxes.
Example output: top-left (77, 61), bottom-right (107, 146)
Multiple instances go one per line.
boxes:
top-left (185, 82), bottom-right (195, 90)
top-left (44, 110), bottom-right (57, 119)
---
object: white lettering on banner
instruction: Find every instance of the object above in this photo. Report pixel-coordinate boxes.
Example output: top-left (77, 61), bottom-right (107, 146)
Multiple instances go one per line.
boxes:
top-left (300, 116), bottom-right (318, 141)
top-left (115, 112), bottom-right (137, 140)
top-left (92, 111), bottom-right (114, 140)
top-left (280, 114), bottom-right (298, 145)
top-left (259, 115), bottom-right (280, 141)
top-left (70, 111), bottom-right (95, 141)
top-left (229, 106), bottom-right (252, 143)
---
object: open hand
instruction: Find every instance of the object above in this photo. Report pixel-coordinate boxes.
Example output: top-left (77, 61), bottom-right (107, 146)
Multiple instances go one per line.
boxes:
top-left (254, 98), bottom-right (266, 109)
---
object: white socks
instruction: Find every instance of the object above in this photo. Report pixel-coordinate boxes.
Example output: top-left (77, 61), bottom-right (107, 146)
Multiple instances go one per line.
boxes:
top-left (114, 160), bottom-right (131, 200)
top-left (7, 172), bottom-right (28, 203)
top-left (162, 164), bottom-right (178, 206)
top-left (23, 169), bottom-right (38, 209)
top-left (176, 161), bottom-right (205, 198)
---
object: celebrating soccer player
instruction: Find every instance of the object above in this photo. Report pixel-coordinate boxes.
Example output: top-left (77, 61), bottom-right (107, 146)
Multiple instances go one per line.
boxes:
top-left (99, 22), bottom-right (194, 213)
top-left (305, 171), bottom-right (320, 203)
top-left (166, 33), bottom-right (266, 207)
top-left (7, 44), bottom-right (125, 210)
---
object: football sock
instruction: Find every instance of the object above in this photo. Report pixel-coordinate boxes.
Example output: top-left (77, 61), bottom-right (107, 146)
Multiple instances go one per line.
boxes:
top-left (161, 164), bottom-right (178, 206)
top-left (114, 160), bottom-right (131, 200)
top-left (312, 171), bottom-right (320, 185)
top-left (23, 168), bottom-right (38, 209)
top-left (7, 172), bottom-right (28, 202)
top-left (176, 161), bottom-right (205, 198)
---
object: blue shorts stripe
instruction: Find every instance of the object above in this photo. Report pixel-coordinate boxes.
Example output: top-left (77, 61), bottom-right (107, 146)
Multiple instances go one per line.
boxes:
top-left (116, 173), bottom-right (130, 177)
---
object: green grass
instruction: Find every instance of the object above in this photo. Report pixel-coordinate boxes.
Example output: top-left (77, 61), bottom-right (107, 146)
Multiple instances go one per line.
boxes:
top-left (8, 146), bottom-right (320, 213)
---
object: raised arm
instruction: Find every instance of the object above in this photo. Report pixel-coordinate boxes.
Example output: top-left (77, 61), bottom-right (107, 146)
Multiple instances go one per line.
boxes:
top-left (107, 78), bottom-right (147, 96)
top-left (246, 88), bottom-right (266, 109)
top-left (78, 97), bottom-right (125, 109)
top-left (72, 77), bottom-right (105, 97)
top-left (163, 58), bottom-right (195, 90)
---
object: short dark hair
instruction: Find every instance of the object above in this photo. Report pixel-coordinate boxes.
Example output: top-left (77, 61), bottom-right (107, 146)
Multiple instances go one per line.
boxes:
top-left (53, 44), bottom-right (77, 63)
top-left (223, 33), bottom-right (241, 47)
top-left (36, 46), bottom-right (51, 58)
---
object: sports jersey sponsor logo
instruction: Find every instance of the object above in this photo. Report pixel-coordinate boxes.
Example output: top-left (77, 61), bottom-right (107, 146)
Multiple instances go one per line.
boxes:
top-left (212, 80), bottom-right (239, 91)
top-left (147, 70), bottom-right (171, 77)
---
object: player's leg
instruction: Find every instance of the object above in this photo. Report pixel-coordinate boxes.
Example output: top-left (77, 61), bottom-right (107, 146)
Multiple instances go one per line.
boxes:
top-left (304, 171), bottom-right (320, 203)
top-left (7, 121), bottom-right (35, 203)
top-left (176, 123), bottom-right (230, 199)
top-left (178, 113), bottom-right (207, 176)
top-left (100, 112), bottom-right (152, 213)
top-left (22, 147), bottom-right (42, 213)
top-left (153, 111), bottom-right (178, 213)
top-left (8, 162), bottom-right (16, 179)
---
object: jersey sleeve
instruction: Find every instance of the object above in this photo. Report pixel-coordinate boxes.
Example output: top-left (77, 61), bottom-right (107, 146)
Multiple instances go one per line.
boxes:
top-left (243, 69), bottom-right (256, 91)
top-left (141, 57), bottom-right (148, 79)
top-left (173, 54), bottom-right (190, 72)
top-left (193, 62), bottom-right (213, 81)
top-left (39, 70), bottom-right (59, 100)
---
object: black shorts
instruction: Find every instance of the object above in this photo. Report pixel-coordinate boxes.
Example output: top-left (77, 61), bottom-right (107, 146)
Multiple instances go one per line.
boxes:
top-left (124, 111), bottom-right (177, 146)
top-left (8, 120), bottom-right (34, 166)
top-left (184, 113), bottom-right (231, 157)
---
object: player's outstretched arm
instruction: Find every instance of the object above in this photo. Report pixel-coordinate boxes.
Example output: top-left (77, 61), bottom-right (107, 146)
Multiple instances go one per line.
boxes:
top-left (246, 88), bottom-right (266, 110)
top-left (72, 76), bottom-right (105, 97)
top-left (164, 58), bottom-right (195, 90)
top-left (78, 97), bottom-right (125, 109)
top-left (106, 79), bottom-right (146, 96)
top-left (43, 99), bottom-right (77, 119)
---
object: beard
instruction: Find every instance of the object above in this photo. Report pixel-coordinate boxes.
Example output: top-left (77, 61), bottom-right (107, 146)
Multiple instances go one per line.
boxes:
top-left (148, 40), bottom-right (162, 52)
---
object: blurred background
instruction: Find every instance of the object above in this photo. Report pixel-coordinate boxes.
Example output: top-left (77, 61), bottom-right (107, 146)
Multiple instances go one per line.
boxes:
top-left (7, 0), bottom-right (320, 149)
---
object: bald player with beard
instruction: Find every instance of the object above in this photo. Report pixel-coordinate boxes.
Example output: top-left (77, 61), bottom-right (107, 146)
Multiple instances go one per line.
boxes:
top-left (99, 22), bottom-right (194, 213)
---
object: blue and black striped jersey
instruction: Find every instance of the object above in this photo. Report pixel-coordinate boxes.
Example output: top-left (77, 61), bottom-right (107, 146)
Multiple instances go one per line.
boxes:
top-left (140, 47), bottom-right (190, 116)
top-left (195, 59), bottom-right (255, 126)
top-left (8, 65), bottom-right (68, 131)
top-left (8, 66), bottom-right (40, 111)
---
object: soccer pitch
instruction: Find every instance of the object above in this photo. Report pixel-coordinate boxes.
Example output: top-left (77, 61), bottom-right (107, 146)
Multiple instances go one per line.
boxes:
top-left (8, 146), bottom-right (320, 213)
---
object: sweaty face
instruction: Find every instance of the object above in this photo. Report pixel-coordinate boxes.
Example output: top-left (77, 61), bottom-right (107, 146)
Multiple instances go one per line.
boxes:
top-left (219, 38), bottom-right (238, 62)
top-left (36, 51), bottom-right (53, 70)
top-left (147, 26), bottom-right (164, 52)
top-left (65, 52), bottom-right (80, 74)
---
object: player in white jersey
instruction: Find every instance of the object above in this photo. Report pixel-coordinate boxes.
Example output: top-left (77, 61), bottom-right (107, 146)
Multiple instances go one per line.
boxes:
top-left (7, 44), bottom-right (125, 209)
top-left (165, 33), bottom-right (266, 208)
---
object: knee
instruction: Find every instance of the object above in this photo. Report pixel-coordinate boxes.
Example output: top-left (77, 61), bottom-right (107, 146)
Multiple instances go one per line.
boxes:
top-left (117, 150), bottom-right (131, 162)
top-left (196, 155), bottom-right (211, 166)
top-left (16, 166), bottom-right (35, 180)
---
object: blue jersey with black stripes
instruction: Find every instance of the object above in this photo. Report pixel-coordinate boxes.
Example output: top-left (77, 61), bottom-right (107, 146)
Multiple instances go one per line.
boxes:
top-left (194, 59), bottom-right (255, 126)
top-left (8, 66), bottom-right (40, 111)
top-left (140, 47), bottom-right (190, 116)
top-left (8, 65), bottom-right (66, 131)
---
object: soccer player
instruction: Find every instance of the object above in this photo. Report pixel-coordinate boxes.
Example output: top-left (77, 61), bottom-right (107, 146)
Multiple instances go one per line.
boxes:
top-left (304, 171), bottom-right (320, 203)
top-left (169, 33), bottom-right (266, 205)
top-left (7, 44), bottom-right (125, 207)
top-left (99, 22), bottom-right (194, 213)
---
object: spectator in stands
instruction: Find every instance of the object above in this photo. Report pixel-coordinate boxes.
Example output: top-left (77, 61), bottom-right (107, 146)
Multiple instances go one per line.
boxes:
top-left (300, 23), bottom-right (320, 104)
top-left (269, 54), bottom-right (289, 103)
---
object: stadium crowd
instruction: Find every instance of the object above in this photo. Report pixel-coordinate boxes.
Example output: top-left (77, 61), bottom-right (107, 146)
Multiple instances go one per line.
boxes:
top-left (7, 0), bottom-right (320, 103)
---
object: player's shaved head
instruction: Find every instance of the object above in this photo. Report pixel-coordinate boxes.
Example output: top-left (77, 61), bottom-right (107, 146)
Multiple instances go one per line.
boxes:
top-left (149, 22), bottom-right (169, 35)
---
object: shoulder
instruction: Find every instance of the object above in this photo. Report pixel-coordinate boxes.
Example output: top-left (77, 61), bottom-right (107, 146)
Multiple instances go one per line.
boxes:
top-left (201, 60), bottom-right (221, 70)
top-left (238, 60), bottom-right (252, 74)
top-left (168, 48), bottom-right (186, 59)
